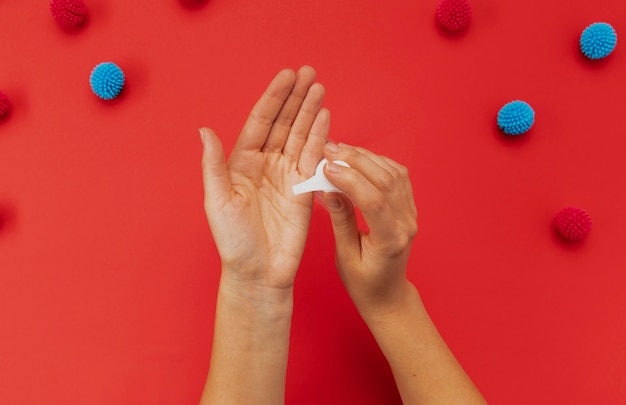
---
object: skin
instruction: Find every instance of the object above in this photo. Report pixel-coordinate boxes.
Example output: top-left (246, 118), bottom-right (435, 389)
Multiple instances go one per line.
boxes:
top-left (320, 143), bottom-right (487, 404)
top-left (199, 67), bottom-right (486, 404)
top-left (199, 66), bottom-right (329, 405)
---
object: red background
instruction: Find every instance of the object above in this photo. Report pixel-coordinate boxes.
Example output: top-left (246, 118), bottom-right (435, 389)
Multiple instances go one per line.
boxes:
top-left (1, 0), bottom-right (625, 403)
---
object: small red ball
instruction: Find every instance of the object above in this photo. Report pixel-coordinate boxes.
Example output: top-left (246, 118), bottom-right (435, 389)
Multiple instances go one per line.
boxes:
top-left (436, 0), bottom-right (472, 32)
top-left (179, 0), bottom-right (208, 7)
top-left (50, 0), bottom-right (87, 29)
top-left (554, 207), bottom-right (592, 242)
top-left (0, 91), bottom-right (9, 118)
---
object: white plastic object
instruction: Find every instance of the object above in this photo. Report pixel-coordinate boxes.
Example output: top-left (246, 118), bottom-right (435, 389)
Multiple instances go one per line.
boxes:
top-left (292, 159), bottom-right (350, 195)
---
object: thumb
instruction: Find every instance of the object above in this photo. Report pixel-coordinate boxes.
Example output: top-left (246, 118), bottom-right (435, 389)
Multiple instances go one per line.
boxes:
top-left (321, 193), bottom-right (360, 257)
top-left (200, 127), bottom-right (231, 208)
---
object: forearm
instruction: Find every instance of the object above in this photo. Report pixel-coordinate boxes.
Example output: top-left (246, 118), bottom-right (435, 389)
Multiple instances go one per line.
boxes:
top-left (360, 281), bottom-right (486, 405)
top-left (200, 274), bottom-right (294, 405)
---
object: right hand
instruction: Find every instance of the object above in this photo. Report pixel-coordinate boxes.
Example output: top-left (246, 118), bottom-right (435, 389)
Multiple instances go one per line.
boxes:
top-left (318, 142), bottom-right (418, 316)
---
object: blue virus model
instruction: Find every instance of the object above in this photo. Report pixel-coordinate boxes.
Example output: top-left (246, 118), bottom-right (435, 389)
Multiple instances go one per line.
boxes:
top-left (580, 22), bottom-right (617, 60)
top-left (497, 100), bottom-right (535, 135)
top-left (90, 62), bottom-right (125, 100)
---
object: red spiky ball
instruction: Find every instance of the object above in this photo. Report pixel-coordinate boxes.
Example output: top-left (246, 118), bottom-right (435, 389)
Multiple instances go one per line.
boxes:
top-left (436, 0), bottom-right (472, 32)
top-left (554, 207), bottom-right (592, 242)
top-left (0, 91), bottom-right (9, 118)
top-left (50, 0), bottom-right (87, 29)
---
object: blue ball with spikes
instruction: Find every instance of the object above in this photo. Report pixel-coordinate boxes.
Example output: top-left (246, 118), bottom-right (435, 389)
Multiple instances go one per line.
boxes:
top-left (497, 100), bottom-right (535, 136)
top-left (90, 62), bottom-right (125, 100)
top-left (580, 22), bottom-right (617, 60)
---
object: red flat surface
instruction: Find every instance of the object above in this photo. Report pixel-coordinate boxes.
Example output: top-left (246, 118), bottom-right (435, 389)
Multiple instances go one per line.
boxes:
top-left (1, 1), bottom-right (625, 404)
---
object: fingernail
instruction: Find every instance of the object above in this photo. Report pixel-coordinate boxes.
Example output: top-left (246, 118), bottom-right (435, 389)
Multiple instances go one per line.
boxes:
top-left (326, 161), bottom-right (342, 173)
top-left (326, 197), bottom-right (342, 211)
top-left (199, 128), bottom-right (206, 146)
top-left (325, 142), bottom-right (340, 153)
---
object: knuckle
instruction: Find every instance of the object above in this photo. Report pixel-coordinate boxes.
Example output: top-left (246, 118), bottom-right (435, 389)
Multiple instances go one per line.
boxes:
top-left (301, 148), bottom-right (319, 166)
top-left (378, 171), bottom-right (395, 192)
top-left (389, 233), bottom-right (413, 255)
top-left (250, 111), bottom-right (273, 127)
top-left (395, 234), bottom-right (411, 251)
top-left (274, 113), bottom-right (293, 128)
top-left (368, 194), bottom-right (387, 212)
top-left (388, 166), bottom-right (402, 180)
top-left (386, 220), bottom-right (418, 255)
top-left (406, 220), bottom-right (418, 240)
top-left (290, 128), bottom-right (307, 142)
top-left (378, 236), bottom-right (407, 257)
top-left (352, 145), bottom-right (371, 156)
top-left (342, 147), bottom-right (361, 163)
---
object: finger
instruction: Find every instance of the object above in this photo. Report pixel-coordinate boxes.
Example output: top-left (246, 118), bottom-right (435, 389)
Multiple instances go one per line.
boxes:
top-left (378, 155), bottom-right (418, 218)
top-left (262, 66), bottom-right (317, 153)
top-left (200, 127), bottom-right (231, 209)
top-left (320, 192), bottom-right (361, 260)
top-left (324, 143), bottom-right (414, 217)
top-left (378, 154), bottom-right (408, 173)
top-left (323, 160), bottom-right (397, 243)
top-left (344, 144), bottom-right (395, 172)
top-left (344, 145), bottom-right (416, 209)
top-left (361, 152), bottom-right (418, 225)
top-left (283, 82), bottom-right (326, 162)
top-left (297, 108), bottom-right (330, 176)
top-left (233, 69), bottom-right (296, 153)
top-left (323, 143), bottom-right (395, 193)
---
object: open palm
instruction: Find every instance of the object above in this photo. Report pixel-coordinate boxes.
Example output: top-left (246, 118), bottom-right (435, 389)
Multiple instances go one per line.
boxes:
top-left (201, 67), bottom-right (329, 290)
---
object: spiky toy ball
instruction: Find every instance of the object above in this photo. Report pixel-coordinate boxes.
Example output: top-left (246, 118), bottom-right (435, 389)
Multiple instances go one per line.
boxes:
top-left (554, 207), bottom-right (592, 242)
top-left (436, 0), bottom-right (472, 32)
top-left (497, 100), bottom-right (535, 135)
top-left (580, 22), bottom-right (617, 60)
top-left (50, 0), bottom-right (87, 29)
top-left (90, 62), bottom-right (125, 100)
top-left (0, 92), bottom-right (9, 118)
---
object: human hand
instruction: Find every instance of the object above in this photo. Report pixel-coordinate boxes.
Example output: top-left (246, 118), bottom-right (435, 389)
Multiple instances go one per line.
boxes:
top-left (318, 143), bottom-right (418, 316)
top-left (200, 66), bottom-right (329, 296)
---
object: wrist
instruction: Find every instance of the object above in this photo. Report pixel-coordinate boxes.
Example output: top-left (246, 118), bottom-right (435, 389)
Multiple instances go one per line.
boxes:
top-left (356, 279), bottom-right (424, 326)
top-left (218, 271), bottom-right (295, 318)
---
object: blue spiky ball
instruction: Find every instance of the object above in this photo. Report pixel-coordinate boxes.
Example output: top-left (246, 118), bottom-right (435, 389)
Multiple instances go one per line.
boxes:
top-left (90, 62), bottom-right (125, 100)
top-left (580, 22), bottom-right (617, 60)
top-left (497, 100), bottom-right (535, 135)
